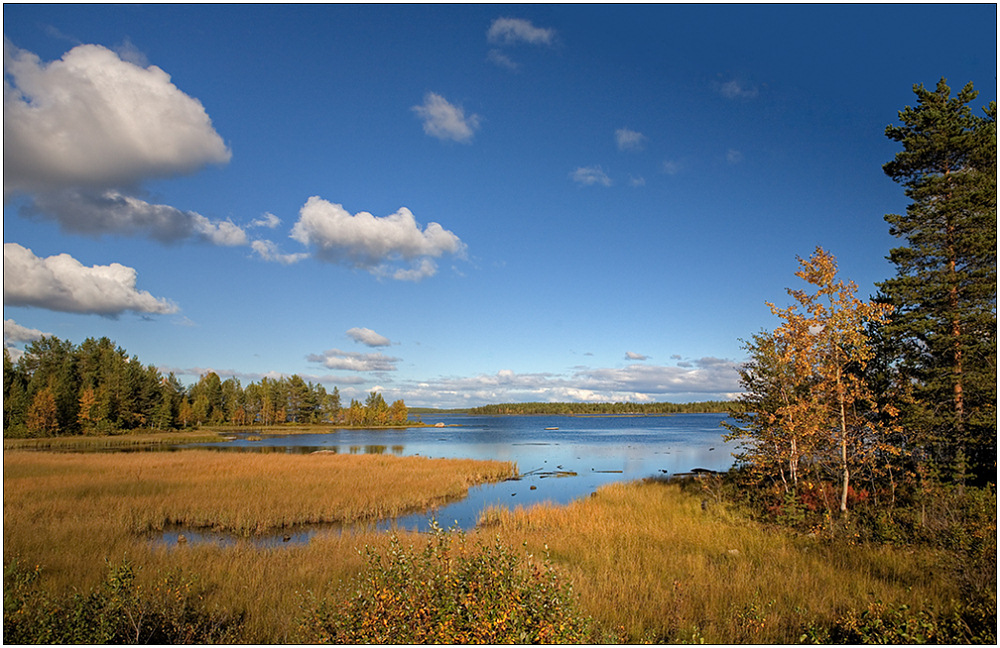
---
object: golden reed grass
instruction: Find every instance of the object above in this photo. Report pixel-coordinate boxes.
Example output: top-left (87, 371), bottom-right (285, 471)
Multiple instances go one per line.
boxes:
top-left (4, 450), bottom-right (970, 643)
top-left (480, 479), bottom-right (966, 643)
top-left (3, 449), bottom-right (515, 641)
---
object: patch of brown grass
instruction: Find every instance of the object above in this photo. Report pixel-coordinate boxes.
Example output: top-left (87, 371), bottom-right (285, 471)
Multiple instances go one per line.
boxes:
top-left (3, 449), bottom-right (515, 641)
top-left (480, 479), bottom-right (963, 643)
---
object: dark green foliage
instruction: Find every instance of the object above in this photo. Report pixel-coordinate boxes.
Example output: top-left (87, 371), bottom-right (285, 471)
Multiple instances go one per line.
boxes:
top-left (878, 78), bottom-right (997, 482)
top-left (3, 558), bottom-right (244, 644)
top-left (3, 334), bottom-right (393, 436)
top-left (296, 524), bottom-right (593, 644)
top-left (469, 400), bottom-right (733, 415)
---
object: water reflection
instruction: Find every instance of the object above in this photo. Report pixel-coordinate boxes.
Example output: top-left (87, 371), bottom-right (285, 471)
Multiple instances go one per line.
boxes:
top-left (153, 413), bottom-right (737, 544)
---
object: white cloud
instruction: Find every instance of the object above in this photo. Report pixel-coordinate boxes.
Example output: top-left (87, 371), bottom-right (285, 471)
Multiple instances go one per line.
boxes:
top-left (726, 149), bottom-right (744, 164)
top-left (346, 327), bottom-right (392, 347)
top-left (26, 189), bottom-right (248, 245)
top-left (487, 18), bottom-right (555, 46)
top-left (629, 176), bottom-right (646, 187)
top-left (3, 243), bottom-right (178, 316)
top-left (392, 357), bottom-right (742, 409)
top-left (3, 39), bottom-right (246, 250)
top-left (412, 92), bottom-right (481, 143)
top-left (289, 196), bottom-right (465, 280)
top-left (715, 78), bottom-right (759, 100)
top-left (4, 39), bottom-right (230, 197)
top-left (3, 319), bottom-right (47, 345)
top-left (250, 212), bottom-right (281, 229)
top-left (250, 239), bottom-right (308, 265)
top-left (3, 319), bottom-right (49, 361)
top-left (306, 349), bottom-right (400, 372)
top-left (615, 128), bottom-right (647, 151)
top-left (625, 351), bottom-right (649, 361)
top-left (160, 365), bottom-right (368, 387)
top-left (388, 258), bottom-right (440, 282)
top-left (571, 166), bottom-right (613, 187)
top-left (487, 49), bottom-right (519, 70)
top-left (661, 160), bottom-right (682, 175)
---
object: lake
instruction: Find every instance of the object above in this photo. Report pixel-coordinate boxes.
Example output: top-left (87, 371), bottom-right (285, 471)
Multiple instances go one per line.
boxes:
top-left (178, 412), bottom-right (738, 535)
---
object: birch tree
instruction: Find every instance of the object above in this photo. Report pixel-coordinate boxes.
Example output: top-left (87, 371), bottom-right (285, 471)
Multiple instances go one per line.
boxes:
top-left (729, 248), bottom-right (894, 513)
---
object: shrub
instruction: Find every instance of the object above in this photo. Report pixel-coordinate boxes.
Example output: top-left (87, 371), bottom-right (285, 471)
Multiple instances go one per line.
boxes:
top-left (3, 558), bottom-right (244, 644)
top-left (803, 599), bottom-right (997, 644)
top-left (297, 523), bottom-right (593, 644)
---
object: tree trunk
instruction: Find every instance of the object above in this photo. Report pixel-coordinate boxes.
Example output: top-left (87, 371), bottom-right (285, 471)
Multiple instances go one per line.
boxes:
top-left (837, 368), bottom-right (849, 514)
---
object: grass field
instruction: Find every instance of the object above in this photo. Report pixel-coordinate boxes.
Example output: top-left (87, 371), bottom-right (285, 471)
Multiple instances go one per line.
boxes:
top-left (3, 430), bottom-right (226, 451)
top-left (481, 478), bottom-right (986, 643)
top-left (3, 449), bottom-right (993, 643)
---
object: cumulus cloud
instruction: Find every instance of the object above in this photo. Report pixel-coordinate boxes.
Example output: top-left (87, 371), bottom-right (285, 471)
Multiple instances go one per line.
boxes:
top-left (625, 351), bottom-right (649, 361)
top-left (250, 239), bottom-right (309, 265)
top-left (615, 128), bottom-right (647, 151)
top-left (25, 189), bottom-right (248, 245)
top-left (715, 78), bottom-right (759, 100)
top-left (390, 357), bottom-right (742, 408)
top-left (4, 39), bottom-right (230, 197)
top-left (412, 92), bottom-right (481, 143)
top-left (160, 365), bottom-right (367, 386)
top-left (575, 358), bottom-right (742, 398)
top-left (306, 349), bottom-right (400, 372)
top-left (250, 212), bottom-right (281, 229)
top-left (347, 327), bottom-right (392, 347)
top-left (289, 196), bottom-right (465, 280)
top-left (3, 319), bottom-right (49, 361)
top-left (571, 166), bottom-right (613, 187)
top-left (3, 243), bottom-right (178, 316)
top-left (487, 18), bottom-right (555, 46)
top-left (3, 39), bottom-right (246, 248)
top-left (3, 319), bottom-right (47, 345)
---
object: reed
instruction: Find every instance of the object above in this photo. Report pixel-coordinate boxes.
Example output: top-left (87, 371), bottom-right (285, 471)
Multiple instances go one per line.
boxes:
top-left (3, 430), bottom-right (225, 451)
top-left (479, 479), bottom-right (975, 643)
top-left (5, 449), bottom-right (987, 643)
top-left (3, 449), bottom-right (514, 627)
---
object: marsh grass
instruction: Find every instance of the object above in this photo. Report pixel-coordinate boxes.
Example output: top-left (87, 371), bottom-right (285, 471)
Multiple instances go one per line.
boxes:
top-left (3, 430), bottom-right (226, 451)
top-left (5, 449), bottom-right (990, 643)
top-left (3, 449), bottom-right (515, 640)
top-left (479, 478), bottom-right (980, 643)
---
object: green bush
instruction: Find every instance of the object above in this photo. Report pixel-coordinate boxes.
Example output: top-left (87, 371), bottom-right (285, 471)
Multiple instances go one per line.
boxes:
top-left (3, 558), bottom-right (244, 644)
top-left (297, 523), bottom-right (593, 644)
top-left (801, 599), bottom-right (997, 644)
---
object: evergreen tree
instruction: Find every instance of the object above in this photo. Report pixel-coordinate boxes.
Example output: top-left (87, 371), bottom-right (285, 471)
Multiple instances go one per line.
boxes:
top-left (878, 79), bottom-right (997, 482)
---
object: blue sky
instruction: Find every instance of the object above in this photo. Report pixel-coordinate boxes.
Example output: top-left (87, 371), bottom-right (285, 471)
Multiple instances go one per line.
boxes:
top-left (3, 4), bottom-right (996, 408)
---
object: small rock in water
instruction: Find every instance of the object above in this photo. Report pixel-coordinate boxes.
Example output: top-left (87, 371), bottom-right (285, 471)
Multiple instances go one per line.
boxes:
top-left (177, 534), bottom-right (187, 544)
top-left (530, 485), bottom-right (537, 490)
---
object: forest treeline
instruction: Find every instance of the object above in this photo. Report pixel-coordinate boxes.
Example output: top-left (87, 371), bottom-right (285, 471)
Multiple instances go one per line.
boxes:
top-left (467, 401), bottom-right (732, 416)
top-left (726, 79), bottom-right (996, 499)
top-left (2, 338), bottom-right (407, 438)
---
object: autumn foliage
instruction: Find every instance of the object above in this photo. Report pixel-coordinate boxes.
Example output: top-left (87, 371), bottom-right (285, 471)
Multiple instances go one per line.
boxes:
top-left (296, 524), bottom-right (592, 644)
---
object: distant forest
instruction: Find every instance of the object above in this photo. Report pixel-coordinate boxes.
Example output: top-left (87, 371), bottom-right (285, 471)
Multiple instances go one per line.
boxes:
top-left (3, 336), bottom-right (407, 438)
top-left (466, 401), bottom-right (733, 416)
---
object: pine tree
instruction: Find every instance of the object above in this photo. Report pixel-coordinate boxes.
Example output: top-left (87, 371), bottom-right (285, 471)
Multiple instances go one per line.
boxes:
top-left (878, 79), bottom-right (997, 482)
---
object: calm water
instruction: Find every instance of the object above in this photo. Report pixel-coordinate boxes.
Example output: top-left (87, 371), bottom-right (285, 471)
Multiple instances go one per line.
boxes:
top-left (170, 413), bottom-right (737, 538)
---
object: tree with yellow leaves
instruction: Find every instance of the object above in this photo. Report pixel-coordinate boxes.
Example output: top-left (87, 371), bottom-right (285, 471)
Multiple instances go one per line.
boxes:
top-left (728, 247), bottom-right (895, 513)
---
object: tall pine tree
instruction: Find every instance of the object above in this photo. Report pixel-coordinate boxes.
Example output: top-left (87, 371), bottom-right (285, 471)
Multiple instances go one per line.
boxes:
top-left (878, 79), bottom-right (997, 483)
